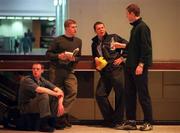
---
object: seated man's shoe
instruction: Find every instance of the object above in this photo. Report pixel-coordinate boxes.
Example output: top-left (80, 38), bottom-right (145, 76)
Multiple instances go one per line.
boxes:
top-left (39, 125), bottom-right (54, 132)
top-left (39, 116), bottom-right (54, 132)
top-left (123, 120), bottom-right (137, 130)
top-left (55, 117), bottom-right (65, 130)
top-left (55, 122), bottom-right (65, 130)
top-left (139, 122), bottom-right (153, 131)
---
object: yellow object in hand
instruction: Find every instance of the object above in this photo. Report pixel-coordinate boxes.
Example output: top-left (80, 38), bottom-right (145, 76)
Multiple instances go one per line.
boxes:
top-left (96, 57), bottom-right (108, 71)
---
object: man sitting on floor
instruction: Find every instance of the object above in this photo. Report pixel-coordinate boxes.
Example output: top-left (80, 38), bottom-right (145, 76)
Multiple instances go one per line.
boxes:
top-left (18, 62), bottom-right (64, 132)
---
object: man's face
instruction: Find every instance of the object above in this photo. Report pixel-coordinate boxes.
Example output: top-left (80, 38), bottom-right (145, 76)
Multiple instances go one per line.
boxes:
top-left (65, 23), bottom-right (77, 37)
top-left (126, 11), bottom-right (136, 23)
top-left (32, 64), bottom-right (44, 79)
top-left (95, 24), bottom-right (106, 38)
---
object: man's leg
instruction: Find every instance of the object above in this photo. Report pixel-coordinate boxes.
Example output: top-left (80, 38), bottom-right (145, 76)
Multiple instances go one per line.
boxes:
top-left (63, 73), bottom-right (77, 113)
top-left (123, 67), bottom-right (137, 130)
top-left (49, 95), bottom-right (65, 130)
top-left (135, 68), bottom-right (153, 131)
top-left (22, 93), bottom-right (54, 132)
top-left (96, 76), bottom-right (114, 127)
top-left (58, 73), bottom-right (77, 128)
top-left (111, 69), bottom-right (125, 124)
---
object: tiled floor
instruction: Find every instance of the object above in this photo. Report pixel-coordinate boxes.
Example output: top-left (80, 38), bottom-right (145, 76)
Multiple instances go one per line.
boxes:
top-left (0, 125), bottom-right (180, 133)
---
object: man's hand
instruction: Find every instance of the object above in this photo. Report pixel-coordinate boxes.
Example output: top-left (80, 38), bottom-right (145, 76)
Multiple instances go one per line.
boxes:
top-left (94, 57), bottom-right (107, 71)
top-left (58, 53), bottom-right (67, 60)
top-left (57, 97), bottom-right (64, 116)
top-left (95, 57), bottom-right (101, 67)
top-left (54, 87), bottom-right (64, 97)
top-left (58, 52), bottom-right (75, 61)
top-left (111, 42), bottom-right (126, 49)
top-left (135, 65), bottom-right (143, 75)
top-left (65, 52), bottom-right (76, 61)
top-left (113, 57), bottom-right (124, 65)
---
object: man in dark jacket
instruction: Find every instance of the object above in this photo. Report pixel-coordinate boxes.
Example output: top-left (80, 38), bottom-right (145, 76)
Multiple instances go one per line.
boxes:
top-left (91, 21), bottom-right (128, 128)
top-left (118, 3), bottom-right (153, 131)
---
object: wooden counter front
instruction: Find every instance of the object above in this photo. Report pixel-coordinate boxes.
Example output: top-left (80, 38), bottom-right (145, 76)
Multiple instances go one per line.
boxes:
top-left (0, 55), bottom-right (180, 71)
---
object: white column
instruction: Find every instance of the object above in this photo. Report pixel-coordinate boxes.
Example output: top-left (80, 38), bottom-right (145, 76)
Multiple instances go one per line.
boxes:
top-left (54, 0), bottom-right (68, 36)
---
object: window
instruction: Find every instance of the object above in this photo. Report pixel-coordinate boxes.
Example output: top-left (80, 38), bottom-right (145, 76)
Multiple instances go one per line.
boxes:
top-left (0, 0), bottom-right (68, 56)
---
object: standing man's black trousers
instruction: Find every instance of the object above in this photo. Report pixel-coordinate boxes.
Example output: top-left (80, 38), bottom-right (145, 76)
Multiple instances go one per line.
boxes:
top-left (125, 67), bottom-right (153, 123)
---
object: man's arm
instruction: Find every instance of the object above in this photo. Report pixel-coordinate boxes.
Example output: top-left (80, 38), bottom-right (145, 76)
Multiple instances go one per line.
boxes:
top-left (112, 34), bottom-right (128, 49)
top-left (46, 38), bottom-right (60, 61)
top-left (53, 87), bottom-right (64, 116)
top-left (139, 25), bottom-right (152, 66)
top-left (36, 86), bottom-right (64, 98)
top-left (53, 87), bottom-right (64, 97)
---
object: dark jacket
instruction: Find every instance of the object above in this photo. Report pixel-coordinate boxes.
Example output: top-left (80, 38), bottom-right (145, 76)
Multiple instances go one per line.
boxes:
top-left (126, 18), bottom-right (152, 68)
top-left (91, 33), bottom-right (128, 72)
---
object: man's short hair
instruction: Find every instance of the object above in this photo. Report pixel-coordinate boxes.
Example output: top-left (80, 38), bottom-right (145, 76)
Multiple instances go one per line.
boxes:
top-left (64, 19), bottom-right (77, 28)
top-left (93, 21), bottom-right (105, 31)
top-left (126, 3), bottom-right (140, 17)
